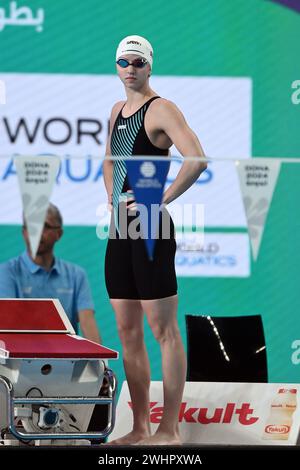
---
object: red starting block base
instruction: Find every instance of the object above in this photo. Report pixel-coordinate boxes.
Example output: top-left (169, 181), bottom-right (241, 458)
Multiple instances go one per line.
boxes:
top-left (0, 299), bottom-right (118, 443)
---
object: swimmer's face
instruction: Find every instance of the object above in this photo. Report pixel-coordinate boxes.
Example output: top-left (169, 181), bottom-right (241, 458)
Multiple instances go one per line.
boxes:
top-left (116, 54), bottom-right (151, 89)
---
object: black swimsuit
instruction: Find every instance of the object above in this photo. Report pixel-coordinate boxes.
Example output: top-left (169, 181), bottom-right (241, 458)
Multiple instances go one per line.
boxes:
top-left (104, 97), bottom-right (177, 300)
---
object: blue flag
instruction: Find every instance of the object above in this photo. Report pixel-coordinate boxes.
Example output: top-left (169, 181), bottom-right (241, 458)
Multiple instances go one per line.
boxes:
top-left (125, 158), bottom-right (170, 260)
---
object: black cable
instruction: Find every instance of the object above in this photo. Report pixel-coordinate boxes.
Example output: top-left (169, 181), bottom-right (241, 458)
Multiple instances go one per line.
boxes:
top-left (25, 387), bottom-right (43, 397)
top-left (69, 423), bottom-right (81, 432)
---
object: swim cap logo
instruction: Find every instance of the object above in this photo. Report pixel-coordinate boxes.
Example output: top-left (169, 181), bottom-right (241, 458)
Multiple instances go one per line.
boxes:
top-left (127, 40), bottom-right (141, 45)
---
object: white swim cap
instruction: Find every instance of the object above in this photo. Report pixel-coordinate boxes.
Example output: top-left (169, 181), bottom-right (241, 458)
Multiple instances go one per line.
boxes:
top-left (116, 35), bottom-right (153, 68)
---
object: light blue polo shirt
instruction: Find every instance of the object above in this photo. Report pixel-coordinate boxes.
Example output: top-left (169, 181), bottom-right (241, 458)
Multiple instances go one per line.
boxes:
top-left (0, 251), bottom-right (94, 333)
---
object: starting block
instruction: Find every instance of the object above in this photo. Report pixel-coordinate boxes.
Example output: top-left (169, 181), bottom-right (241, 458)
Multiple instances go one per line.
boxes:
top-left (0, 299), bottom-right (118, 445)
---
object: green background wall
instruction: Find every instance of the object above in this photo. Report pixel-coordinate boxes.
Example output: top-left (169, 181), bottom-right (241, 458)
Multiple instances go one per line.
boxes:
top-left (1, 0), bottom-right (300, 385)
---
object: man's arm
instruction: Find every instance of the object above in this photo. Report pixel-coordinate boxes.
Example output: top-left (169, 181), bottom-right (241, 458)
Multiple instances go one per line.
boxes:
top-left (103, 101), bottom-right (124, 209)
top-left (0, 262), bottom-right (18, 297)
top-left (154, 100), bottom-right (207, 205)
top-left (75, 268), bottom-right (101, 343)
top-left (79, 309), bottom-right (101, 344)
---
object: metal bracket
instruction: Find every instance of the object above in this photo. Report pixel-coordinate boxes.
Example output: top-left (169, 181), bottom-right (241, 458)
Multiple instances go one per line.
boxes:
top-left (0, 368), bottom-right (117, 441)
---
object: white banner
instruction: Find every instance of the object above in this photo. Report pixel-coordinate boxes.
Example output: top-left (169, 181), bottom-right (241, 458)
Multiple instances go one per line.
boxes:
top-left (14, 155), bottom-right (60, 258)
top-left (109, 381), bottom-right (300, 445)
top-left (0, 73), bottom-right (252, 278)
top-left (0, 73), bottom-right (251, 158)
top-left (236, 159), bottom-right (281, 261)
top-left (175, 232), bottom-right (250, 277)
top-left (0, 73), bottom-right (251, 227)
top-left (0, 79), bottom-right (5, 105)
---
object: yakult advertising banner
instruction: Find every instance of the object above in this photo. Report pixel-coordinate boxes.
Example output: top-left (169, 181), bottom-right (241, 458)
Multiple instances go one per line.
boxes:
top-left (109, 381), bottom-right (300, 445)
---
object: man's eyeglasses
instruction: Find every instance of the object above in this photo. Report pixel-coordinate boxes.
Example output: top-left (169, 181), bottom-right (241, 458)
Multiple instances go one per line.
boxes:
top-left (23, 223), bottom-right (61, 231)
top-left (116, 58), bottom-right (147, 69)
top-left (43, 223), bottom-right (61, 231)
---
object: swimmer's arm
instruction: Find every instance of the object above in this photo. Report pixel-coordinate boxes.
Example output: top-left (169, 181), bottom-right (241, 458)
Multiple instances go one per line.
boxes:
top-left (103, 102), bottom-right (124, 206)
top-left (103, 147), bottom-right (113, 208)
top-left (155, 100), bottom-right (207, 205)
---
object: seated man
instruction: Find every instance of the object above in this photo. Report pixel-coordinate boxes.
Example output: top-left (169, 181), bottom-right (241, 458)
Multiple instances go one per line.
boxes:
top-left (0, 203), bottom-right (101, 343)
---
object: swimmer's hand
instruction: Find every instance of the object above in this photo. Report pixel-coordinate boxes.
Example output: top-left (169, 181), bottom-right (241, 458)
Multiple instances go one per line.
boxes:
top-left (126, 189), bottom-right (138, 214)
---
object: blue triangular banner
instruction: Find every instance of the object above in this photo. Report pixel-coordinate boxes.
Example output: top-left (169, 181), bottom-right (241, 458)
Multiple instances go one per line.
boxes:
top-left (125, 158), bottom-right (170, 260)
top-left (270, 0), bottom-right (300, 14)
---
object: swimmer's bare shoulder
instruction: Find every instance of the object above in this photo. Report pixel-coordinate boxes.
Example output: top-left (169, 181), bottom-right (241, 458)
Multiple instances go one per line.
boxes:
top-left (147, 97), bottom-right (186, 123)
top-left (110, 101), bottom-right (125, 125)
top-left (105, 101), bottom-right (125, 156)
